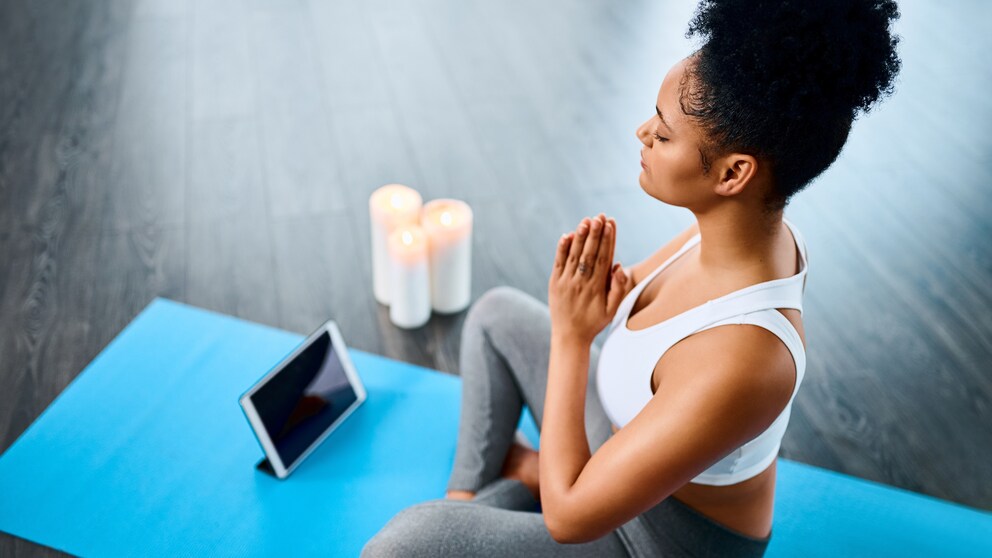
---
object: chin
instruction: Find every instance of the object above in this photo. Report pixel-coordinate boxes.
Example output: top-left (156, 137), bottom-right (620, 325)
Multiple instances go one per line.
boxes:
top-left (642, 183), bottom-right (687, 210)
top-left (638, 174), bottom-right (666, 203)
top-left (638, 171), bottom-right (653, 195)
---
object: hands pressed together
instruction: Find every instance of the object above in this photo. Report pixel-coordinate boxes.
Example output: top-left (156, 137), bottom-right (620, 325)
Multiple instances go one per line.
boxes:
top-left (548, 213), bottom-right (634, 346)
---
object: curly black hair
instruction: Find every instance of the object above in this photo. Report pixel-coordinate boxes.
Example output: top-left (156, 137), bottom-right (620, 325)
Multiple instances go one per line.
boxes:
top-left (682, 0), bottom-right (902, 212)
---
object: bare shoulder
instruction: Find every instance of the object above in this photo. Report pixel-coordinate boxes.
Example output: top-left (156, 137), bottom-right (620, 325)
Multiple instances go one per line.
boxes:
top-left (628, 221), bottom-right (700, 286)
top-left (655, 322), bottom-right (798, 428)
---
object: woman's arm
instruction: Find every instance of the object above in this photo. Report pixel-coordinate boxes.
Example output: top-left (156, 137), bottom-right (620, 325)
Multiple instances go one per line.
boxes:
top-left (540, 332), bottom-right (595, 532)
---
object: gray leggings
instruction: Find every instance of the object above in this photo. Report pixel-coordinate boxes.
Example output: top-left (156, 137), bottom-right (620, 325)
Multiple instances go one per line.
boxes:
top-left (361, 286), bottom-right (771, 557)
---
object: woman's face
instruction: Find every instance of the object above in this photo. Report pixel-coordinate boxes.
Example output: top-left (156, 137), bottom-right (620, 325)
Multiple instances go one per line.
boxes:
top-left (636, 58), bottom-right (716, 209)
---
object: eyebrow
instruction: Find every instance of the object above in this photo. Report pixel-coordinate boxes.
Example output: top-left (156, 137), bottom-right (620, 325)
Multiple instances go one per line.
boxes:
top-left (655, 105), bottom-right (673, 132)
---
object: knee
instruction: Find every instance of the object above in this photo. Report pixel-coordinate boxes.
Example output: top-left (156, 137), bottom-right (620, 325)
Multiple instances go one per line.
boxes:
top-left (360, 502), bottom-right (452, 558)
top-left (360, 526), bottom-right (405, 558)
top-left (464, 286), bottom-right (535, 335)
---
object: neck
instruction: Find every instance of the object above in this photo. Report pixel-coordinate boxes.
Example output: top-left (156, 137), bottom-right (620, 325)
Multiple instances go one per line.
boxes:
top-left (690, 201), bottom-right (786, 274)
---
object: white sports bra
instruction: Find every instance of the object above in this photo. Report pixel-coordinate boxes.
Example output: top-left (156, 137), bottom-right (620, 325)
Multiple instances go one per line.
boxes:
top-left (595, 217), bottom-right (809, 486)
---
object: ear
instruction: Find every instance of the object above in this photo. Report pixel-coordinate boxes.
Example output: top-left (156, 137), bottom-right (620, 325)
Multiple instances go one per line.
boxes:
top-left (713, 153), bottom-right (757, 197)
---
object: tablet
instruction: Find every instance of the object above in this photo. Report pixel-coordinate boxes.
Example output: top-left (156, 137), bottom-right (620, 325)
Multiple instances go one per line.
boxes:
top-left (239, 320), bottom-right (366, 479)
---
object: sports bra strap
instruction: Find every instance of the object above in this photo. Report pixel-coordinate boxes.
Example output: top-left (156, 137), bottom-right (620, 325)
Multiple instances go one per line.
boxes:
top-left (786, 218), bottom-right (810, 295)
top-left (675, 281), bottom-right (805, 336)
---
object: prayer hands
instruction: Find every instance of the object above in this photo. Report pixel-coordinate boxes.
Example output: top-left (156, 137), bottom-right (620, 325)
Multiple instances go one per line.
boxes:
top-left (548, 213), bottom-right (633, 345)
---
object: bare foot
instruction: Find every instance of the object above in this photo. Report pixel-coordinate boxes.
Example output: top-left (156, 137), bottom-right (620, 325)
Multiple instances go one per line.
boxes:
top-left (500, 442), bottom-right (541, 502)
top-left (445, 443), bottom-right (540, 502)
top-left (445, 489), bottom-right (476, 501)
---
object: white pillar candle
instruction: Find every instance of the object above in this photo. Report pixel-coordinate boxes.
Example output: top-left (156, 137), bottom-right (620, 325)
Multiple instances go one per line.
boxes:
top-left (421, 199), bottom-right (473, 314)
top-left (386, 225), bottom-right (431, 329)
top-left (369, 184), bottom-right (423, 305)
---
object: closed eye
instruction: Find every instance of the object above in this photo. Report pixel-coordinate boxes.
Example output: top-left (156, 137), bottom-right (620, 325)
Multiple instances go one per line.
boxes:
top-left (653, 132), bottom-right (669, 142)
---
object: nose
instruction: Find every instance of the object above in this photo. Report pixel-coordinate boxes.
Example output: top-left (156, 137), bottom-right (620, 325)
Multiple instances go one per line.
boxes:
top-left (635, 117), bottom-right (653, 146)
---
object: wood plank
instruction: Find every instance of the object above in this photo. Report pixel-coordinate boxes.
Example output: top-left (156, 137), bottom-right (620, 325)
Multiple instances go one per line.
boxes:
top-left (99, 9), bottom-right (189, 232)
top-left (247, 2), bottom-right (346, 218)
top-left (269, 211), bottom-right (387, 358)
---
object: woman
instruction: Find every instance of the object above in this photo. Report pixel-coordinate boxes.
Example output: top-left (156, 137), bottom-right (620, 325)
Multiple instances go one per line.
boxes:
top-left (363, 0), bottom-right (900, 556)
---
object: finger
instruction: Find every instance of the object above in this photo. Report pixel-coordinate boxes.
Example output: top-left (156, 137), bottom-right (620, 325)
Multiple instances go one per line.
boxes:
top-left (607, 262), bottom-right (629, 316)
top-left (564, 217), bottom-right (590, 276)
top-left (593, 218), bottom-right (614, 285)
top-left (606, 217), bottom-right (617, 267)
top-left (552, 232), bottom-right (573, 278)
top-left (594, 215), bottom-right (610, 282)
top-left (576, 216), bottom-right (604, 279)
top-left (603, 264), bottom-right (617, 296)
top-left (605, 261), bottom-right (619, 294)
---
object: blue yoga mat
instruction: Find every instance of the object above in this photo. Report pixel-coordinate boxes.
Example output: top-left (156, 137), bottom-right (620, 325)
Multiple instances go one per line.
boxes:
top-left (0, 299), bottom-right (989, 557)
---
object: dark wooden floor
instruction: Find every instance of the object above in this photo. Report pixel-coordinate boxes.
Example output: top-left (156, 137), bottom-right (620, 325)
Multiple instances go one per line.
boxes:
top-left (1, 0), bottom-right (990, 555)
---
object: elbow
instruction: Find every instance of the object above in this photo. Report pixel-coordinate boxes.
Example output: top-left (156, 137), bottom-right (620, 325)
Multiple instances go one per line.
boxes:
top-left (545, 517), bottom-right (580, 544)
top-left (543, 511), bottom-right (600, 545)
top-left (542, 495), bottom-right (571, 543)
top-left (541, 488), bottom-right (612, 544)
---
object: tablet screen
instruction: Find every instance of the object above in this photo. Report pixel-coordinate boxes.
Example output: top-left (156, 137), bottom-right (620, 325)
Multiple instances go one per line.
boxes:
top-left (248, 331), bottom-right (358, 469)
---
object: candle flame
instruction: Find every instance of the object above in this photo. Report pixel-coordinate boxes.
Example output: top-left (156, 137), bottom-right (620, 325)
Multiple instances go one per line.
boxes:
top-left (440, 211), bottom-right (453, 226)
top-left (390, 193), bottom-right (405, 209)
top-left (401, 231), bottom-right (414, 245)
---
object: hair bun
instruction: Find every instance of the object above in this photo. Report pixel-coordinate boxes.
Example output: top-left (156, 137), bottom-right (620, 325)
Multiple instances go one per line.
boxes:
top-left (687, 0), bottom-right (902, 121)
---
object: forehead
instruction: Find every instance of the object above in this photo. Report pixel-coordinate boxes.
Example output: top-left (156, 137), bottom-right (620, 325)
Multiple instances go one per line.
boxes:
top-left (656, 58), bottom-right (692, 131)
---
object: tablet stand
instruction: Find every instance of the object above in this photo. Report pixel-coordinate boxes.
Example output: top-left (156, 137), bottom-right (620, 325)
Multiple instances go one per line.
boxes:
top-left (256, 457), bottom-right (279, 478)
